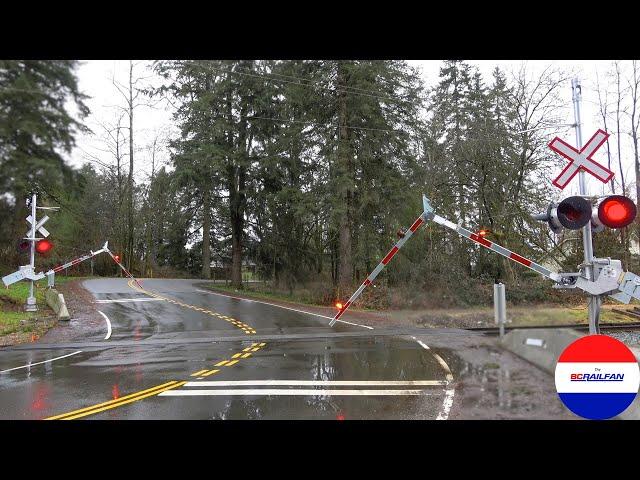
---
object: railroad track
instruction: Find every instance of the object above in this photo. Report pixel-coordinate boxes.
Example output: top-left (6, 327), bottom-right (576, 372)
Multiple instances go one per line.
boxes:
top-left (611, 307), bottom-right (640, 321)
top-left (468, 321), bottom-right (640, 334)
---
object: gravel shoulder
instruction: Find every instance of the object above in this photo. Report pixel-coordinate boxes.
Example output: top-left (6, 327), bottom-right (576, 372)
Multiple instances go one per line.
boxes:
top-left (37, 279), bottom-right (106, 343)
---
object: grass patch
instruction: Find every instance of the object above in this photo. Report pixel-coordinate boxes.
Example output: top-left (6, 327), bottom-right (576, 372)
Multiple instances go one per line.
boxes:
top-left (1, 275), bottom-right (79, 305)
top-left (506, 305), bottom-right (633, 326)
top-left (0, 275), bottom-right (87, 342)
top-left (204, 283), bottom-right (637, 327)
top-left (205, 283), bottom-right (328, 307)
top-left (0, 311), bottom-right (37, 335)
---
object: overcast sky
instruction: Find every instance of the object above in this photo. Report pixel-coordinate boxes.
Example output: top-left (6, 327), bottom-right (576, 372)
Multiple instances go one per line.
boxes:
top-left (68, 60), bottom-right (637, 201)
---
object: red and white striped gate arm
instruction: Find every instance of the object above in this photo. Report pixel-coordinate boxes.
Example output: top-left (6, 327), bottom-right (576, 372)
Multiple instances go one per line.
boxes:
top-left (46, 241), bottom-right (111, 275)
top-left (422, 195), bottom-right (562, 284)
top-left (429, 215), bottom-right (561, 282)
top-left (104, 248), bottom-right (142, 288)
top-left (329, 214), bottom-right (426, 326)
top-left (329, 195), bottom-right (562, 327)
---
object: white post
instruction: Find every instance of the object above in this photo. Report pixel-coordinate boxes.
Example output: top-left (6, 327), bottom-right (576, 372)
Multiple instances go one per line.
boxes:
top-left (494, 282), bottom-right (506, 338)
top-left (25, 193), bottom-right (38, 312)
top-left (572, 78), bottom-right (600, 335)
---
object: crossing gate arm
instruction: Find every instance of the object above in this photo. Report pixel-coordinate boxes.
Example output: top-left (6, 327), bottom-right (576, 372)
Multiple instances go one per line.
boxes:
top-left (103, 245), bottom-right (142, 288)
top-left (46, 241), bottom-right (111, 277)
top-left (422, 195), bottom-right (563, 283)
top-left (329, 196), bottom-right (563, 327)
top-left (329, 213), bottom-right (427, 326)
top-left (45, 241), bottom-right (142, 289)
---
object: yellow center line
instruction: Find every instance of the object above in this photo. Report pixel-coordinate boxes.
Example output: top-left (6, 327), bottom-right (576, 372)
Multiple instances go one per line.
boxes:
top-left (44, 280), bottom-right (268, 420)
top-left (45, 381), bottom-right (178, 420)
top-left (127, 279), bottom-right (255, 335)
top-left (62, 381), bottom-right (187, 420)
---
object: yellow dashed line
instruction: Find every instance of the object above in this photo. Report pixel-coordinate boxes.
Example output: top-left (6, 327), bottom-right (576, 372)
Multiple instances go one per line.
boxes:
top-left (241, 353), bottom-right (251, 358)
top-left (201, 369), bottom-right (220, 377)
top-left (232, 353), bottom-right (242, 359)
top-left (225, 360), bottom-right (239, 366)
top-left (259, 343), bottom-right (266, 347)
top-left (251, 347), bottom-right (260, 352)
top-left (215, 360), bottom-right (230, 367)
top-left (191, 369), bottom-right (209, 377)
top-left (128, 281), bottom-right (257, 335)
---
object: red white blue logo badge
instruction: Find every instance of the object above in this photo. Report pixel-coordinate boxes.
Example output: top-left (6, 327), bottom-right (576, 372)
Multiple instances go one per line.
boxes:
top-left (555, 335), bottom-right (639, 420)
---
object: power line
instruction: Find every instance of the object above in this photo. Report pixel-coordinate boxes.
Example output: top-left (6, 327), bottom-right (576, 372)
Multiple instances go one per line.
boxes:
top-left (240, 113), bottom-right (404, 133)
top-left (250, 61), bottom-right (411, 95)
top-left (171, 61), bottom-right (418, 106)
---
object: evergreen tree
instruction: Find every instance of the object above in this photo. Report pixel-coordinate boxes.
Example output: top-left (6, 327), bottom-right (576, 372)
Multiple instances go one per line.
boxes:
top-left (0, 60), bottom-right (89, 267)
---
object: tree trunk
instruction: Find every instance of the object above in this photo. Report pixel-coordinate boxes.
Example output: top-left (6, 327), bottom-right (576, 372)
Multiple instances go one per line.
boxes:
top-left (229, 99), bottom-right (248, 289)
top-left (630, 61), bottom-right (640, 256)
top-left (337, 62), bottom-right (353, 290)
top-left (127, 61), bottom-right (135, 273)
top-left (230, 199), bottom-right (243, 287)
top-left (201, 187), bottom-right (211, 279)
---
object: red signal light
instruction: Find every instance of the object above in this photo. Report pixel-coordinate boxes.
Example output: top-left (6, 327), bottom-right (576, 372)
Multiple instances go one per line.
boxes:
top-left (35, 239), bottom-right (53, 254)
top-left (598, 195), bottom-right (637, 229)
top-left (114, 254), bottom-right (121, 263)
top-left (335, 302), bottom-right (343, 310)
top-left (477, 229), bottom-right (489, 238)
top-left (17, 240), bottom-right (30, 253)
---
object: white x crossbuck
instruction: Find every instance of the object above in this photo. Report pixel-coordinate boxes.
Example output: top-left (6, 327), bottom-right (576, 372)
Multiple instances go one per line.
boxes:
top-left (549, 129), bottom-right (614, 189)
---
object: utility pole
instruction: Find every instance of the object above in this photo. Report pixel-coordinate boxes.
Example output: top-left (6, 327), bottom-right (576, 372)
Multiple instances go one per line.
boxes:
top-left (572, 78), bottom-right (600, 334)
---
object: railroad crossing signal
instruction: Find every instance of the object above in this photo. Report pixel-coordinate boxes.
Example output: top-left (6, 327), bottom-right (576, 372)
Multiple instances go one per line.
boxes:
top-left (549, 129), bottom-right (614, 189)
top-left (534, 195), bottom-right (637, 234)
top-left (2, 194), bottom-right (58, 310)
top-left (330, 193), bottom-right (640, 328)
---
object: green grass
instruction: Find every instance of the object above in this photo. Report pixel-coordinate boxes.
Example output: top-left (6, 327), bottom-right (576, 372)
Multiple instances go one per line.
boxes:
top-left (0, 275), bottom-right (86, 338)
top-left (205, 282), bottom-right (636, 329)
top-left (204, 283), bottom-right (330, 308)
top-left (0, 311), bottom-right (37, 335)
top-left (0, 275), bottom-right (77, 303)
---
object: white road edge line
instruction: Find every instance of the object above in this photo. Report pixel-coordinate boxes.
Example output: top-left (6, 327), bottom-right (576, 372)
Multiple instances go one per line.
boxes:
top-left (196, 288), bottom-right (374, 330)
top-left (160, 389), bottom-right (442, 397)
top-left (414, 336), bottom-right (455, 421)
top-left (0, 350), bottom-right (83, 374)
top-left (183, 380), bottom-right (448, 387)
top-left (94, 298), bottom-right (163, 303)
top-left (98, 310), bottom-right (112, 340)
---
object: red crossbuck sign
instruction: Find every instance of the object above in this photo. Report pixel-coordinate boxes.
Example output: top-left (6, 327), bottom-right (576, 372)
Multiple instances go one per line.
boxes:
top-left (549, 129), bottom-right (614, 189)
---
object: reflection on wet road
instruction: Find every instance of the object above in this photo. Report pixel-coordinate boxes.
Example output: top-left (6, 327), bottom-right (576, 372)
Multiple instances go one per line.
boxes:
top-left (0, 278), bottom-right (457, 420)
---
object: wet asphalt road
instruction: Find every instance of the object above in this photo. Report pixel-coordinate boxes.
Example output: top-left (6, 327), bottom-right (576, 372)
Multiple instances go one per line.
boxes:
top-left (0, 278), bottom-right (459, 420)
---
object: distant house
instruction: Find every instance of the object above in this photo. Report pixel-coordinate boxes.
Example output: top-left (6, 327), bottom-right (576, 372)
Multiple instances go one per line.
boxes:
top-left (209, 258), bottom-right (257, 279)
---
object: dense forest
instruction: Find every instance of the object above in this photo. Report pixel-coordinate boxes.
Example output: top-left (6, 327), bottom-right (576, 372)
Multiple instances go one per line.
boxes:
top-left (2, 60), bottom-right (639, 308)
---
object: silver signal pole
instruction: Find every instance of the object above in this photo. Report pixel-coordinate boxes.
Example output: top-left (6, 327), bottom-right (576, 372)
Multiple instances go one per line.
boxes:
top-left (572, 78), bottom-right (600, 334)
top-left (25, 193), bottom-right (38, 312)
